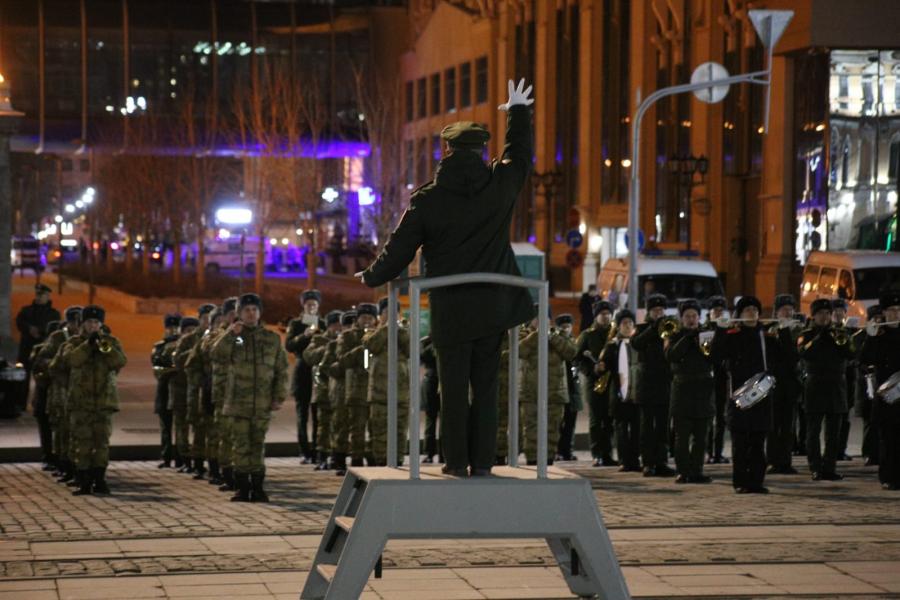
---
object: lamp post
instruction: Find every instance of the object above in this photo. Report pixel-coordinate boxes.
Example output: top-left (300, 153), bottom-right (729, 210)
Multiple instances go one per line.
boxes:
top-left (625, 10), bottom-right (793, 316)
top-left (667, 154), bottom-right (708, 250)
top-left (531, 169), bottom-right (563, 254)
top-left (0, 74), bottom-right (25, 357)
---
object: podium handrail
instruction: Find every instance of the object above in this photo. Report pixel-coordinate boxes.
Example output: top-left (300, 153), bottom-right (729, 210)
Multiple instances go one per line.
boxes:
top-left (387, 272), bottom-right (550, 480)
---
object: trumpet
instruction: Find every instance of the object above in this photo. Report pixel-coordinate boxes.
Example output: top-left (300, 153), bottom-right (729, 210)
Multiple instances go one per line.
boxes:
top-left (94, 335), bottom-right (114, 354)
top-left (831, 327), bottom-right (850, 347)
top-left (658, 316), bottom-right (681, 340)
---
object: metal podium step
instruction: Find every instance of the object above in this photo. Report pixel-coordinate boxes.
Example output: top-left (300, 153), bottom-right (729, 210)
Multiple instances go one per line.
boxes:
top-left (299, 465), bottom-right (631, 600)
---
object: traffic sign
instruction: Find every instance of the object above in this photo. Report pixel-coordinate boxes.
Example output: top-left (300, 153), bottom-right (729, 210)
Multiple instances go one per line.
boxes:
top-left (624, 229), bottom-right (645, 251)
top-left (565, 229), bottom-right (583, 249)
top-left (565, 249), bottom-right (583, 268)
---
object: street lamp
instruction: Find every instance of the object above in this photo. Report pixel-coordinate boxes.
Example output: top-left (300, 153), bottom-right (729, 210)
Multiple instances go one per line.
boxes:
top-left (625, 9), bottom-right (793, 315)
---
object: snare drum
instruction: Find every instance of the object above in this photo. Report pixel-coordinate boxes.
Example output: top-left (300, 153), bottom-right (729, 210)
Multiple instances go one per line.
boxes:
top-left (732, 372), bottom-right (776, 410)
top-left (877, 371), bottom-right (900, 405)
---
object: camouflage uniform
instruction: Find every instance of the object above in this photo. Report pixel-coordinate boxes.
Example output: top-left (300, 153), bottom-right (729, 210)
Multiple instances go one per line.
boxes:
top-left (497, 327), bottom-right (530, 460)
top-left (205, 326), bottom-right (234, 485)
top-left (175, 328), bottom-right (205, 469)
top-left (189, 327), bottom-right (220, 480)
top-left (364, 323), bottom-right (410, 465)
top-left (151, 335), bottom-right (179, 464)
top-left (303, 331), bottom-right (338, 465)
top-left (47, 332), bottom-right (85, 481)
top-left (169, 336), bottom-right (191, 464)
top-left (519, 328), bottom-right (577, 463)
top-left (29, 330), bottom-right (57, 466)
top-left (326, 339), bottom-right (348, 462)
top-left (38, 328), bottom-right (72, 467)
top-left (337, 326), bottom-right (370, 463)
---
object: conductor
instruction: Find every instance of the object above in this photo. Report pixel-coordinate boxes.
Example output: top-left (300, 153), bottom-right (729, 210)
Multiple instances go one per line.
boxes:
top-left (359, 79), bottom-right (536, 477)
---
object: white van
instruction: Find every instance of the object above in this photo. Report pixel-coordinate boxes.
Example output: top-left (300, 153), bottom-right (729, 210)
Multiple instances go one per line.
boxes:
top-left (203, 237), bottom-right (271, 274)
top-left (598, 256), bottom-right (725, 321)
top-left (800, 251), bottom-right (900, 323)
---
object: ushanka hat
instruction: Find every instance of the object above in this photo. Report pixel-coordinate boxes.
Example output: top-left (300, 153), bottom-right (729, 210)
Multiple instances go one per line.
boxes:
top-left (82, 305), bottom-right (106, 323)
top-left (554, 314), bottom-right (574, 326)
top-left (646, 293), bottom-right (667, 311)
top-left (301, 289), bottom-right (321, 304)
top-left (239, 293), bottom-right (262, 309)
top-left (678, 299), bottom-right (701, 316)
top-left (592, 300), bottom-right (614, 316)
top-left (735, 295), bottom-right (762, 316)
top-left (615, 309), bottom-right (636, 326)
top-left (810, 298), bottom-right (833, 315)
top-left (163, 313), bottom-right (181, 328)
top-left (325, 310), bottom-right (342, 326)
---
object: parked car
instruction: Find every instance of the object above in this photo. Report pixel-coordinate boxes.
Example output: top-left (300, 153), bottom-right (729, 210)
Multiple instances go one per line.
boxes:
top-left (598, 255), bottom-right (725, 321)
top-left (10, 235), bottom-right (43, 274)
top-left (800, 250), bottom-right (900, 324)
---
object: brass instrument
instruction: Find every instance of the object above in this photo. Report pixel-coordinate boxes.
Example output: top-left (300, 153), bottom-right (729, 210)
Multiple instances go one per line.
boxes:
top-left (830, 326), bottom-right (850, 347)
top-left (700, 338), bottom-right (712, 356)
top-left (658, 316), bottom-right (681, 340)
top-left (582, 350), bottom-right (611, 394)
top-left (94, 335), bottom-right (114, 354)
top-left (868, 320), bottom-right (900, 330)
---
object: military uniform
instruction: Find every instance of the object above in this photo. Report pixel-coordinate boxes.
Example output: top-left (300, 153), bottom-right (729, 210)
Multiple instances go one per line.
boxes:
top-left (421, 336), bottom-right (441, 462)
top-left (211, 295), bottom-right (288, 502)
top-left (285, 289), bottom-right (326, 463)
top-left (798, 317), bottom-right (855, 479)
top-left (30, 321), bottom-right (61, 468)
top-left (575, 305), bottom-right (615, 465)
top-left (336, 310), bottom-right (375, 466)
top-left (665, 305), bottom-right (715, 483)
top-left (186, 322), bottom-right (219, 481)
top-left (172, 317), bottom-right (201, 472)
top-left (364, 318), bottom-right (410, 465)
top-left (361, 105), bottom-right (536, 476)
top-left (854, 305), bottom-right (883, 464)
top-left (302, 310), bottom-right (342, 469)
top-left (15, 284), bottom-right (61, 411)
top-left (45, 321), bottom-right (82, 483)
top-left (152, 314), bottom-right (181, 467)
top-left (497, 326), bottom-right (529, 463)
top-left (601, 311), bottom-right (640, 471)
top-left (328, 312), bottom-right (356, 473)
top-left (766, 295), bottom-right (803, 474)
top-left (557, 355), bottom-right (582, 461)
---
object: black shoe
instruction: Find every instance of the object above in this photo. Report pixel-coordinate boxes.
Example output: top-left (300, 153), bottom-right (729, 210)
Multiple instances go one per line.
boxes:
top-left (174, 456), bottom-right (184, 469)
top-left (314, 461), bottom-right (328, 471)
top-left (470, 467), bottom-right (491, 477)
top-left (193, 465), bottom-right (207, 480)
top-left (675, 474), bottom-right (689, 484)
top-left (526, 459), bottom-right (537, 466)
top-left (691, 475), bottom-right (713, 484)
top-left (713, 455), bottom-right (730, 464)
top-left (882, 482), bottom-right (900, 491)
top-left (207, 460), bottom-right (220, 483)
top-left (601, 457), bottom-right (619, 467)
top-left (350, 457), bottom-right (364, 467)
top-left (42, 462), bottom-right (55, 472)
top-left (592, 458), bottom-right (602, 467)
top-left (422, 456), bottom-right (434, 464)
top-left (734, 487), bottom-right (749, 494)
top-left (92, 467), bottom-right (110, 494)
top-left (333, 454), bottom-right (347, 476)
top-left (865, 457), bottom-right (879, 467)
top-left (58, 463), bottom-right (75, 483)
top-left (299, 456), bottom-right (311, 465)
top-left (622, 465), bottom-right (642, 473)
top-left (334, 468), bottom-right (347, 476)
top-left (822, 472), bottom-right (844, 481)
top-left (655, 465), bottom-right (676, 477)
top-left (218, 467), bottom-right (235, 492)
top-left (178, 458), bottom-right (194, 474)
top-left (812, 472), bottom-right (823, 481)
top-left (837, 453), bottom-right (852, 462)
top-left (441, 465), bottom-right (468, 477)
top-left (642, 466), bottom-right (656, 477)
top-left (230, 472), bottom-right (250, 502)
top-left (71, 470), bottom-right (93, 496)
top-left (249, 472), bottom-right (269, 502)
top-left (157, 460), bottom-right (171, 469)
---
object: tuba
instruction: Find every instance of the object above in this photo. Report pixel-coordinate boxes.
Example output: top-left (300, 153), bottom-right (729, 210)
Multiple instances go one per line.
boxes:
top-left (658, 316), bottom-right (681, 340)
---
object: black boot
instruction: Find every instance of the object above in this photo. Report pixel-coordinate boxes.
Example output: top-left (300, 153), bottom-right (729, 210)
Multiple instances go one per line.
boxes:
top-left (333, 453), bottom-right (347, 476)
top-left (193, 459), bottom-right (207, 480)
top-left (314, 451), bottom-right (330, 471)
top-left (92, 467), bottom-right (110, 494)
top-left (71, 470), bottom-right (93, 496)
top-left (157, 459), bottom-right (171, 469)
top-left (207, 459), bottom-right (222, 484)
top-left (174, 454), bottom-right (184, 469)
top-left (350, 456), bottom-right (364, 467)
top-left (178, 457), bottom-right (193, 473)
top-left (230, 472), bottom-right (250, 502)
top-left (66, 462), bottom-right (81, 487)
top-left (218, 467), bottom-right (235, 491)
top-left (57, 460), bottom-right (74, 483)
top-left (42, 455), bottom-right (57, 471)
top-left (249, 472), bottom-right (269, 503)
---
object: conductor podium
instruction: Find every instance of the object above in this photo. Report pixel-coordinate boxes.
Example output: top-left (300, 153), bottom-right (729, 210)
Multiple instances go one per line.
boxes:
top-left (300, 274), bottom-right (630, 600)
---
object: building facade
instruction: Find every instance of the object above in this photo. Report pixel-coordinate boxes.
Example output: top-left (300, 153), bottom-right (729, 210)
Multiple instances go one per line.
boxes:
top-left (400, 0), bottom-right (900, 305)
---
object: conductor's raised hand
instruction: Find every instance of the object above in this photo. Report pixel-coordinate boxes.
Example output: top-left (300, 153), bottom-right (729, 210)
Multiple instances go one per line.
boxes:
top-left (498, 78), bottom-right (534, 111)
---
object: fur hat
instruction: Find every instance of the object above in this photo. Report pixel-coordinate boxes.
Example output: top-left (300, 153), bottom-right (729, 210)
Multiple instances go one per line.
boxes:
top-left (615, 309), bottom-right (636, 326)
top-left (735, 296), bottom-right (762, 316)
top-left (301, 289), bottom-right (322, 304)
top-left (678, 299), bottom-right (701, 316)
top-left (163, 313), bottom-right (181, 328)
top-left (82, 305), bottom-right (106, 323)
top-left (646, 293), bottom-right (668, 311)
top-left (810, 298), bottom-right (833, 315)
top-left (592, 300), bottom-right (614, 317)
top-left (238, 293), bottom-right (262, 310)
top-left (554, 314), bottom-right (574, 326)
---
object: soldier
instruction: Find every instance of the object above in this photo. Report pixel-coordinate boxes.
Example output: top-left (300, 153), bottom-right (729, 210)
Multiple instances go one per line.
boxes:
top-left (575, 300), bottom-right (616, 467)
top-left (210, 297), bottom-right (239, 491)
top-left (600, 310), bottom-right (641, 472)
top-left (330, 311), bottom-right (357, 475)
top-left (358, 79), bottom-right (536, 478)
top-left (520, 313), bottom-right (578, 465)
top-left (557, 319), bottom-right (582, 462)
top-left (178, 304), bottom-right (216, 478)
top-left (497, 323), bottom-right (530, 465)
top-left (855, 305), bottom-right (883, 466)
top-left (710, 296), bottom-right (793, 494)
top-left (285, 290), bottom-right (326, 464)
top-left (302, 309), bottom-right (343, 470)
top-left (189, 306), bottom-right (226, 483)
top-left (30, 320), bottom-right (61, 471)
top-left (42, 306), bottom-right (82, 483)
top-left (151, 314), bottom-right (181, 468)
top-left (59, 305), bottom-right (127, 495)
top-left (665, 299), bottom-right (714, 484)
top-left (337, 303), bottom-right (378, 469)
top-left (170, 316), bottom-right (200, 472)
top-left (798, 298), bottom-right (855, 481)
top-left (767, 294), bottom-right (803, 474)
top-left (364, 298), bottom-right (410, 466)
top-left (631, 293), bottom-right (675, 477)
top-left (831, 298), bottom-right (857, 461)
top-left (704, 296), bottom-right (730, 464)
top-left (421, 335), bottom-right (441, 463)
top-left (15, 283), bottom-right (61, 412)
top-left (211, 293), bottom-right (288, 502)
top-left (860, 292), bottom-right (900, 490)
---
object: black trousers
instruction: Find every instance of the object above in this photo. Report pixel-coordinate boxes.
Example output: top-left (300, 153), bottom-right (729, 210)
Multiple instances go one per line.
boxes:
top-left (588, 391), bottom-right (614, 459)
top-left (557, 403), bottom-right (578, 458)
top-left (862, 415), bottom-right (880, 461)
top-left (838, 413), bottom-right (851, 457)
top-left (708, 376), bottom-right (728, 459)
top-left (422, 372), bottom-right (441, 458)
top-left (794, 403), bottom-right (807, 454)
top-left (879, 421), bottom-right (900, 486)
top-left (33, 385), bottom-right (53, 462)
top-left (639, 403), bottom-right (669, 468)
top-left (674, 416), bottom-right (710, 478)
top-left (731, 429), bottom-right (767, 490)
top-left (158, 409), bottom-right (174, 461)
top-left (615, 404), bottom-right (641, 469)
top-left (295, 384), bottom-right (315, 459)
top-left (435, 333), bottom-right (503, 471)
top-left (767, 389), bottom-right (796, 469)
top-left (806, 412), bottom-right (842, 474)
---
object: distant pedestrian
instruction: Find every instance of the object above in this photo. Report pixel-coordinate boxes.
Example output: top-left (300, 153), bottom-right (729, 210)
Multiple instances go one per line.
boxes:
top-left (578, 285), bottom-right (599, 332)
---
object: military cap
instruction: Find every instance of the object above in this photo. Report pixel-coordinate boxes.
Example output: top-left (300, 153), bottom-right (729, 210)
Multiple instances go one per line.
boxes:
top-left (164, 314), bottom-right (181, 328)
top-left (734, 295), bottom-right (762, 316)
top-left (592, 300), bottom-right (614, 316)
top-left (325, 310), bottom-right (342, 326)
top-left (357, 303), bottom-right (378, 318)
top-left (706, 295), bottom-right (727, 310)
top-left (341, 311), bottom-right (357, 326)
top-left (440, 121), bottom-right (490, 148)
top-left (831, 298), bottom-right (848, 311)
top-left (208, 307), bottom-right (224, 324)
top-left (301, 289), bottom-right (322, 304)
top-left (810, 298), bottom-right (833, 315)
top-left (35, 283), bottom-right (52, 294)
top-left (678, 299), bottom-right (701, 316)
top-left (646, 293), bottom-right (668, 311)
top-left (45, 320), bottom-right (61, 336)
top-left (879, 291), bottom-right (900, 310)
top-left (222, 297), bottom-right (239, 314)
top-left (378, 297), bottom-right (390, 315)
top-left (180, 317), bottom-right (200, 330)
top-left (774, 294), bottom-right (796, 311)
top-left (82, 305), bottom-right (106, 323)
top-left (238, 293), bottom-right (262, 309)
top-left (615, 309), bottom-right (636, 326)
top-left (554, 314), bottom-right (574, 326)
top-left (64, 306), bottom-right (83, 323)
top-left (198, 303), bottom-right (217, 317)
top-left (867, 304), bottom-right (883, 320)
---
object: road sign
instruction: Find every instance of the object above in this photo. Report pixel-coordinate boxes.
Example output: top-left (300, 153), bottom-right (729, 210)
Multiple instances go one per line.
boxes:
top-left (565, 249), bottom-right (583, 268)
top-left (565, 229), bottom-right (583, 249)
top-left (624, 229), bottom-right (645, 251)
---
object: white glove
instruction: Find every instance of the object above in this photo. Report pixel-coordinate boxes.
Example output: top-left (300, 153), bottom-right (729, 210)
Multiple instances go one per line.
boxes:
top-left (866, 322), bottom-right (879, 336)
top-left (716, 316), bottom-right (733, 329)
top-left (498, 78), bottom-right (534, 111)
